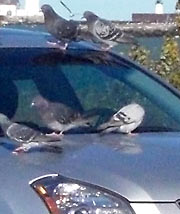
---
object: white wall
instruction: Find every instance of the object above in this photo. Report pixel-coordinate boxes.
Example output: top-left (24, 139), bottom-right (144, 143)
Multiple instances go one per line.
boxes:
top-left (0, 5), bottom-right (17, 16)
top-left (16, 9), bottom-right (27, 17)
top-left (25, 0), bottom-right (40, 16)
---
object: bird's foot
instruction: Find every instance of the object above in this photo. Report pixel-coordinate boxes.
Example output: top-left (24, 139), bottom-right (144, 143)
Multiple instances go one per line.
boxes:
top-left (12, 146), bottom-right (27, 155)
top-left (46, 131), bottom-right (64, 140)
top-left (12, 142), bottom-right (39, 155)
top-left (127, 132), bottom-right (138, 136)
top-left (101, 47), bottom-right (110, 51)
top-left (47, 41), bottom-right (58, 47)
top-left (100, 44), bottom-right (112, 51)
top-left (59, 42), bottom-right (68, 50)
top-left (47, 41), bottom-right (68, 51)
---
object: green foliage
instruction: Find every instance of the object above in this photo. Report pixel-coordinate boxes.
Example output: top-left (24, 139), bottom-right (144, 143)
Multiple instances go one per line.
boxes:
top-left (128, 45), bottom-right (150, 68)
top-left (127, 35), bottom-right (180, 90)
top-left (176, 0), bottom-right (180, 11)
top-left (168, 71), bottom-right (180, 90)
top-left (157, 35), bottom-right (180, 79)
top-left (175, 15), bottom-right (180, 34)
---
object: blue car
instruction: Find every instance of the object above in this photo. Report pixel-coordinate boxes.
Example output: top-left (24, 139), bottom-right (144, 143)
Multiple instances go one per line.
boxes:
top-left (1, 28), bottom-right (180, 214)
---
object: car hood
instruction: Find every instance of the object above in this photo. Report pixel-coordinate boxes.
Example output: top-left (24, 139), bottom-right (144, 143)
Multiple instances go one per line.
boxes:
top-left (1, 132), bottom-right (180, 202)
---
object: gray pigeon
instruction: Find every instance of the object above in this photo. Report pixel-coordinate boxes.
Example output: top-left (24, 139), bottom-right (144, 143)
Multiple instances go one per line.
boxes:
top-left (98, 103), bottom-right (145, 134)
top-left (41, 4), bottom-right (80, 49)
top-left (83, 11), bottom-right (138, 50)
top-left (31, 95), bottom-right (92, 136)
top-left (0, 113), bottom-right (62, 154)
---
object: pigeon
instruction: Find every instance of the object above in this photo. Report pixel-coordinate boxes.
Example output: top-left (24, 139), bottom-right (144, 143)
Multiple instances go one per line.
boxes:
top-left (82, 11), bottom-right (138, 50)
top-left (41, 4), bottom-right (80, 49)
top-left (98, 103), bottom-right (145, 134)
top-left (0, 113), bottom-right (62, 154)
top-left (31, 95), bottom-right (92, 136)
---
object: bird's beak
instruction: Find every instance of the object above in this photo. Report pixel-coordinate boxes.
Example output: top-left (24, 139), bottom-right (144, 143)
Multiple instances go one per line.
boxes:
top-left (81, 16), bottom-right (85, 20)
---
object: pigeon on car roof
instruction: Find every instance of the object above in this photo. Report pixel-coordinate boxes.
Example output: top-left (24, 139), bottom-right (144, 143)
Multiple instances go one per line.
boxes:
top-left (41, 4), bottom-right (136, 51)
top-left (0, 113), bottom-right (62, 154)
top-left (98, 103), bottom-right (145, 134)
top-left (41, 4), bottom-right (80, 50)
top-left (31, 95), bottom-right (93, 137)
top-left (82, 11), bottom-right (138, 50)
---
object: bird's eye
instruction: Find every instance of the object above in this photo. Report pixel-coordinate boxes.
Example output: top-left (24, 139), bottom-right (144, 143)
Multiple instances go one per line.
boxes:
top-left (124, 117), bottom-right (132, 123)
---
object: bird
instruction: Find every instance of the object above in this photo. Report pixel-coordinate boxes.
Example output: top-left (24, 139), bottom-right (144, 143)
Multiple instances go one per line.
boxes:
top-left (0, 113), bottom-right (62, 154)
top-left (98, 103), bottom-right (145, 134)
top-left (82, 11), bottom-right (138, 50)
top-left (31, 95), bottom-right (92, 136)
top-left (41, 4), bottom-right (80, 50)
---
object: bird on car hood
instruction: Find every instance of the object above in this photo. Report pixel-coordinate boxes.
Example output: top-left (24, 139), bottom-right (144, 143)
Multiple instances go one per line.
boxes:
top-left (98, 103), bottom-right (145, 134)
top-left (0, 113), bottom-right (62, 154)
top-left (31, 95), bottom-right (92, 137)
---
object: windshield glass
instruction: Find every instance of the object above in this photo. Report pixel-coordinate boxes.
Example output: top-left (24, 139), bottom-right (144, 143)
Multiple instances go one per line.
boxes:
top-left (1, 47), bottom-right (180, 134)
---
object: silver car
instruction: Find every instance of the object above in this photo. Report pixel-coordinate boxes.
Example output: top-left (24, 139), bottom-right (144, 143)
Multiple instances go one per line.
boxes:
top-left (1, 27), bottom-right (180, 214)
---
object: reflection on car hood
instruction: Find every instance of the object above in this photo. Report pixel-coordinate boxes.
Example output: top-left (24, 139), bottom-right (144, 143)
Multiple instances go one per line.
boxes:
top-left (1, 132), bottom-right (180, 202)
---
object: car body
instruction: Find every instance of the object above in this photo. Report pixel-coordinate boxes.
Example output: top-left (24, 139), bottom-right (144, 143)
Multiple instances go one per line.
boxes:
top-left (1, 28), bottom-right (180, 214)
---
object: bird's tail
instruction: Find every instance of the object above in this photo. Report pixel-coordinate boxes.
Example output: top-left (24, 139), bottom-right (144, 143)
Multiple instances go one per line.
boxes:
top-left (116, 33), bottom-right (139, 46)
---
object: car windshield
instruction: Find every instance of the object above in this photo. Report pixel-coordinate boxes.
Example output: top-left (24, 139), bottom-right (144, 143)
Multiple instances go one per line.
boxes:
top-left (1, 47), bottom-right (180, 134)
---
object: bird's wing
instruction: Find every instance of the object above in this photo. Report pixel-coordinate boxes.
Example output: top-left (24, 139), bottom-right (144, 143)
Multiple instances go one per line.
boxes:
top-left (34, 101), bottom-right (77, 131)
top-left (93, 19), bottom-right (123, 41)
top-left (113, 111), bottom-right (136, 124)
top-left (51, 103), bottom-right (80, 124)
top-left (40, 102), bottom-right (81, 133)
top-left (55, 19), bottom-right (78, 39)
top-left (46, 120), bottom-right (64, 132)
top-left (119, 120), bottom-right (142, 134)
top-left (6, 123), bottom-right (37, 143)
top-left (93, 19), bottom-right (137, 46)
top-left (115, 33), bottom-right (138, 45)
top-left (98, 108), bottom-right (137, 131)
top-left (98, 116), bottom-right (123, 131)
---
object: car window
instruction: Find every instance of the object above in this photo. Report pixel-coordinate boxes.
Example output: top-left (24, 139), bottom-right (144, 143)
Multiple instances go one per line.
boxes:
top-left (1, 47), bottom-right (180, 133)
top-left (61, 60), bottom-right (180, 131)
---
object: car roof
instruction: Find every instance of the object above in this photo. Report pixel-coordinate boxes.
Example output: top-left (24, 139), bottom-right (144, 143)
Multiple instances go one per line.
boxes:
top-left (0, 27), bottom-right (102, 51)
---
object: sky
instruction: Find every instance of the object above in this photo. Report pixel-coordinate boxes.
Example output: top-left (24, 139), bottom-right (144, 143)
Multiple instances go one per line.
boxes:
top-left (20, 0), bottom-right (177, 20)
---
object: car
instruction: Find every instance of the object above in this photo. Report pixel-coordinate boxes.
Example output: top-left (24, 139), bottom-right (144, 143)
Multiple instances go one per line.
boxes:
top-left (1, 27), bottom-right (180, 214)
